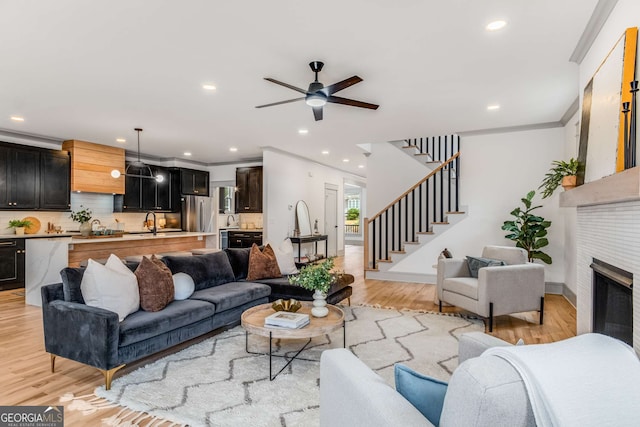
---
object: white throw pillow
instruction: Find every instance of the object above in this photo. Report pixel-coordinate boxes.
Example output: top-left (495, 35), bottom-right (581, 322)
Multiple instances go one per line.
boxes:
top-left (81, 254), bottom-right (140, 321)
top-left (270, 238), bottom-right (298, 275)
top-left (173, 273), bottom-right (195, 300)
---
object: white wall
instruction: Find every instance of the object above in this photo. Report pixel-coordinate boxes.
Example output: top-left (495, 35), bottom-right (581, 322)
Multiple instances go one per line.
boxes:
top-left (368, 128), bottom-right (566, 283)
top-left (262, 149), bottom-right (364, 255)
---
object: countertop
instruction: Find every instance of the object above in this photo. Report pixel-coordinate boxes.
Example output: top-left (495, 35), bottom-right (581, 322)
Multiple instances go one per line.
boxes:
top-left (70, 231), bottom-right (216, 244)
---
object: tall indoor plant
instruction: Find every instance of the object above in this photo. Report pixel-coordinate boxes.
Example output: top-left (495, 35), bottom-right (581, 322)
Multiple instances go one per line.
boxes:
top-left (501, 190), bottom-right (552, 264)
top-left (289, 258), bottom-right (335, 317)
top-left (539, 158), bottom-right (579, 198)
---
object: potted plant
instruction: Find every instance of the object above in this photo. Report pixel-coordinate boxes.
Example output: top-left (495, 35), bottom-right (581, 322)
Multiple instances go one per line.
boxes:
top-left (70, 205), bottom-right (93, 236)
top-left (289, 258), bottom-right (335, 317)
top-left (8, 219), bottom-right (33, 235)
top-left (501, 190), bottom-right (552, 264)
top-left (539, 158), bottom-right (580, 198)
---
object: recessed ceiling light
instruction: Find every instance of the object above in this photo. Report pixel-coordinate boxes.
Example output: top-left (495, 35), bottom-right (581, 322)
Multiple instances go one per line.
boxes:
top-left (487, 104), bottom-right (500, 111)
top-left (322, 150), bottom-right (329, 155)
top-left (10, 116), bottom-right (24, 122)
top-left (343, 159), bottom-right (350, 163)
top-left (202, 84), bottom-right (217, 90)
top-left (184, 152), bottom-right (192, 156)
top-left (486, 20), bottom-right (507, 31)
top-left (358, 164), bottom-right (365, 169)
top-left (298, 129), bottom-right (309, 135)
top-left (229, 147), bottom-right (238, 152)
top-left (116, 138), bottom-right (126, 143)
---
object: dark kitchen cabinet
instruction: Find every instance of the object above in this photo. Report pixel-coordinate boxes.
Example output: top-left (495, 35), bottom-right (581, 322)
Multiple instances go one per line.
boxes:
top-left (180, 168), bottom-right (209, 196)
top-left (0, 145), bottom-right (39, 210)
top-left (40, 150), bottom-right (71, 210)
top-left (143, 166), bottom-right (178, 211)
top-left (235, 166), bottom-right (262, 213)
top-left (0, 142), bottom-right (71, 211)
top-left (122, 173), bottom-right (143, 211)
top-left (228, 230), bottom-right (263, 248)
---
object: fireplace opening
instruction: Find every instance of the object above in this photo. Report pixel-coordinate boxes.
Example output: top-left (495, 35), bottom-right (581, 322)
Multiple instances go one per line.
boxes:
top-left (591, 259), bottom-right (633, 346)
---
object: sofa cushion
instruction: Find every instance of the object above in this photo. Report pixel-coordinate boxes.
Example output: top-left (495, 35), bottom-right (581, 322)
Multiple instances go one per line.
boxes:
top-left (270, 238), bottom-right (298, 275)
top-left (189, 281), bottom-right (271, 313)
top-left (224, 247), bottom-right (252, 281)
top-left (60, 267), bottom-right (86, 304)
top-left (247, 244), bottom-right (282, 281)
top-left (81, 255), bottom-right (140, 322)
top-left (162, 251), bottom-right (235, 291)
top-left (466, 256), bottom-right (505, 278)
top-left (172, 272), bottom-right (195, 300)
top-left (395, 364), bottom-right (448, 426)
top-left (442, 277), bottom-right (479, 300)
top-left (135, 256), bottom-right (174, 312)
top-left (119, 298), bottom-right (216, 347)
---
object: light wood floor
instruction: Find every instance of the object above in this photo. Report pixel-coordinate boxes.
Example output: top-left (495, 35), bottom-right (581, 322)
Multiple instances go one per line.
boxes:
top-left (0, 245), bottom-right (576, 425)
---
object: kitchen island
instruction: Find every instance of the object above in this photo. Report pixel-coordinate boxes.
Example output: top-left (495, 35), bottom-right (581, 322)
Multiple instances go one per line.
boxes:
top-left (24, 231), bottom-right (216, 306)
top-left (67, 231), bottom-right (216, 267)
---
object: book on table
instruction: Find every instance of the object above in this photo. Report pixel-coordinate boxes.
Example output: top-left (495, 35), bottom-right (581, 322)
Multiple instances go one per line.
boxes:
top-left (264, 312), bottom-right (310, 329)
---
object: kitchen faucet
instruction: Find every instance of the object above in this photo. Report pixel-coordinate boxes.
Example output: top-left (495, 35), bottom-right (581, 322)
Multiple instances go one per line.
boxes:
top-left (227, 215), bottom-right (235, 227)
top-left (145, 211), bottom-right (157, 236)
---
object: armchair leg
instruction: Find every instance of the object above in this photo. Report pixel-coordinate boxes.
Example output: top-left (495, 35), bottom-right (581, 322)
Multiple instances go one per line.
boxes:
top-left (439, 301), bottom-right (442, 312)
top-left (50, 354), bottom-right (56, 373)
top-left (99, 365), bottom-right (126, 390)
top-left (488, 302), bottom-right (494, 333)
top-left (540, 296), bottom-right (544, 325)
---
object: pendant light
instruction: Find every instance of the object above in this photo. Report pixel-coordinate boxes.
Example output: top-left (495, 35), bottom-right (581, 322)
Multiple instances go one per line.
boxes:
top-left (111, 128), bottom-right (163, 182)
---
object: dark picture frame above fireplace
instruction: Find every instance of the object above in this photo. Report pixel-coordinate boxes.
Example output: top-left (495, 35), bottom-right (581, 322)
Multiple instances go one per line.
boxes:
top-left (590, 259), bottom-right (633, 346)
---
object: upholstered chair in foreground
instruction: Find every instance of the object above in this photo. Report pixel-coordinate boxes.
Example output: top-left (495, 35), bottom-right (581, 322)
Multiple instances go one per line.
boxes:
top-left (437, 245), bottom-right (545, 331)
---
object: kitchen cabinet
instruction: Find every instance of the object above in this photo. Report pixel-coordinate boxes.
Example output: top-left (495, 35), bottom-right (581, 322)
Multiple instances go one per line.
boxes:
top-left (40, 150), bottom-right (71, 210)
top-left (116, 165), bottom-right (179, 212)
top-left (180, 168), bottom-right (209, 196)
top-left (235, 166), bottom-right (262, 213)
top-left (228, 230), bottom-right (263, 248)
top-left (61, 139), bottom-right (125, 194)
top-left (0, 144), bottom-right (40, 210)
top-left (143, 166), bottom-right (178, 211)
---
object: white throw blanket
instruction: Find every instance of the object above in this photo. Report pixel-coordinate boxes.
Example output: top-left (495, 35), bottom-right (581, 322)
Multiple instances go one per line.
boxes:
top-left (484, 333), bottom-right (640, 427)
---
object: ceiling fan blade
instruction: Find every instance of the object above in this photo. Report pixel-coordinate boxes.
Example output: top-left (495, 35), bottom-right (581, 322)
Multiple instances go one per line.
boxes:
top-left (313, 106), bottom-right (323, 121)
top-left (322, 76), bottom-right (363, 95)
top-left (264, 78), bottom-right (308, 95)
top-left (327, 95), bottom-right (379, 110)
top-left (255, 97), bottom-right (305, 108)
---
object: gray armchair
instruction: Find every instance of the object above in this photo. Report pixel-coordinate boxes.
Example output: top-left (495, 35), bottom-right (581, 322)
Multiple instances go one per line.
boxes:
top-left (437, 245), bottom-right (544, 332)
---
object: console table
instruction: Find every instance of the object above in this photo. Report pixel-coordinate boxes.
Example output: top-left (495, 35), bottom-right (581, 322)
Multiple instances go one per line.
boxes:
top-left (290, 234), bottom-right (328, 266)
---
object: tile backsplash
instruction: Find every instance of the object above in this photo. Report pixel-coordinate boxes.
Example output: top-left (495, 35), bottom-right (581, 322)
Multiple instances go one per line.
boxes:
top-left (0, 193), bottom-right (156, 234)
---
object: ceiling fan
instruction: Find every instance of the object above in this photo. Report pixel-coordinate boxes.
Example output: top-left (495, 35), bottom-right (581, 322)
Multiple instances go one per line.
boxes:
top-left (255, 61), bottom-right (379, 121)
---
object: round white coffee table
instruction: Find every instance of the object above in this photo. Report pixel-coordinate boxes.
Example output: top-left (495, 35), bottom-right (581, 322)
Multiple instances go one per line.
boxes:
top-left (241, 302), bottom-right (345, 380)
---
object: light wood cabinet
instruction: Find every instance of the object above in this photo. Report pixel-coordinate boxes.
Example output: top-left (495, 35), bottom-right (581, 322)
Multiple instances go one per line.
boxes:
top-left (62, 140), bottom-right (125, 194)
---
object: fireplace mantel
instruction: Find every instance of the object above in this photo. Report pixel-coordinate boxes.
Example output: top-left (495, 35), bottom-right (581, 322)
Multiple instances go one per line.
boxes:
top-left (560, 166), bottom-right (640, 207)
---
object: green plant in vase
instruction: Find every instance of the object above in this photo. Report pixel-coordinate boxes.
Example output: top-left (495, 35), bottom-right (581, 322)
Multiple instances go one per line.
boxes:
top-left (8, 219), bottom-right (33, 235)
top-left (539, 158), bottom-right (580, 198)
top-left (289, 258), bottom-right (335, 317)
top-left (70, 205), bottom-right (93, 236)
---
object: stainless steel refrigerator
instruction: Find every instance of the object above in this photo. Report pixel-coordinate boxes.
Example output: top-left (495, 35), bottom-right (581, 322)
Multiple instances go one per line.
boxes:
top-left (180, 195), bottom-right (215, 232)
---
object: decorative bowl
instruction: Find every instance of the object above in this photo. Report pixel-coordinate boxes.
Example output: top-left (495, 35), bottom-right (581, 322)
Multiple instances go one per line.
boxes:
top-left (271, 298), bottom-right (302, 313)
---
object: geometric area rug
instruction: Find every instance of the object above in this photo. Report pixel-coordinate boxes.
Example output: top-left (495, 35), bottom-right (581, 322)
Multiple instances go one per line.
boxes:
top-left (66, 305), bottom-right (483, 427)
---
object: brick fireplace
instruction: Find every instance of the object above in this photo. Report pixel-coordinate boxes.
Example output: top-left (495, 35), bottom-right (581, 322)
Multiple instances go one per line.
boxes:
top-left (561, 167), bottom-right (640, 354)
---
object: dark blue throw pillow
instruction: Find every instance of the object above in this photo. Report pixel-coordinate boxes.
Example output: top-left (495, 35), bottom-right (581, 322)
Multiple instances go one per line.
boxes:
top-left (395, 364), bottom-right (448, 425)
top-left (466, 256), bottom-right (505, 278)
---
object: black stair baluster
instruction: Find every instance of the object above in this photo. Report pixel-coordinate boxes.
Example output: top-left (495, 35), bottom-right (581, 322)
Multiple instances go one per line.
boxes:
top-left (439, 168), bottom-right (444, 222)
top-left (384, 210), bottom-right (389, 261)
top-left (411, 189), bottom-right (415, 242)
top-left (418, 182), bottom-right (423, 233)
top-left (391, 204), bottom-right (395, 251)
top-left (404, 194), bottom-right (408, 244)
top-left (372, 218), bottom-right (376, 270)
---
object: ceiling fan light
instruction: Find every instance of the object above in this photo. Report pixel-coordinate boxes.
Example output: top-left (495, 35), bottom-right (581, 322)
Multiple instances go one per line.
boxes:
top-left (305, 94), bottom-right (326, 107)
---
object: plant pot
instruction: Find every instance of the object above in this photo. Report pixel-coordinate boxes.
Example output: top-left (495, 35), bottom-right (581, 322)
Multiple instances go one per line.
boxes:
top-left (561, 175), bottom-right (577, 190)
top-left (79, 222), bottom-right (92, 237)
top-left (14, 227), bottom-right (25, 235)
top-left (311, 290), bottom-right (329, 317)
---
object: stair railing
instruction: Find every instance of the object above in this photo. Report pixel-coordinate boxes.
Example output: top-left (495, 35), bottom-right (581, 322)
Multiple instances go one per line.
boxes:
top-left (404, 134), bottom-right (460, 161)
top-left (364, 151), bottom-right (460, 271)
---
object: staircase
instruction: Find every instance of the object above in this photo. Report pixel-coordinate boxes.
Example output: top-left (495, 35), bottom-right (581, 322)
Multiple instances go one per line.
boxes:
top-left (364, 135), bottom-right (466, 282)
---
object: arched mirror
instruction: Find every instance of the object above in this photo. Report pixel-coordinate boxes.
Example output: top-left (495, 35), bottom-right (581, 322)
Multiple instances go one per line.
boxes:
top-left (295, 200), bottom-right (312, 236)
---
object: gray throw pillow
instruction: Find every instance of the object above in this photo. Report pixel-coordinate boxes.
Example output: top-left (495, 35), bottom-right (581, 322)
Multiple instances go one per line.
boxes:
top-left (466, 256), bottom-right (505, 278)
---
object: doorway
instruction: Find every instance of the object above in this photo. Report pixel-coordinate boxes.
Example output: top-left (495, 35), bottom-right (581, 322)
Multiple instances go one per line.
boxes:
top-left (324, 184), bottom-right (338, 257)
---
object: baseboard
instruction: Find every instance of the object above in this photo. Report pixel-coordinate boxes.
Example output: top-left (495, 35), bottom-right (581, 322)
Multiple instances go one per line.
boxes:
top-left (544, 282), bottom-right (576, 307)
top-left (563, 285), bottom-right (577, 307)
top-left (366, 270), bottom-right (436, 284)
